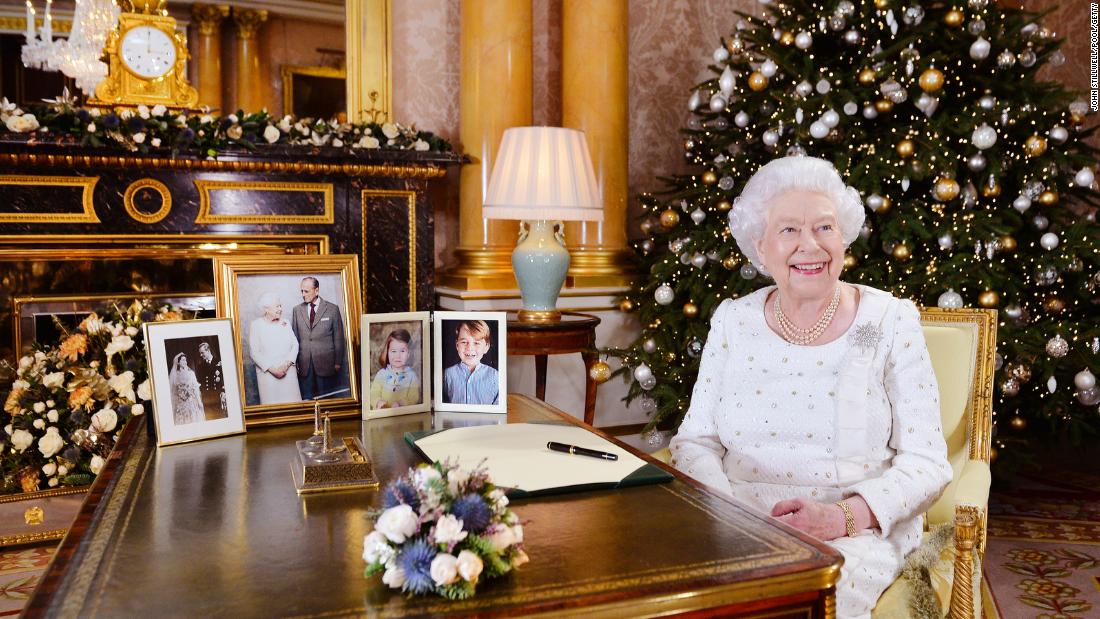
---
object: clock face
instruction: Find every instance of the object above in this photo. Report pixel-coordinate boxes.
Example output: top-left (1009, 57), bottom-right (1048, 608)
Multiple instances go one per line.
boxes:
top-left (120, 26), bottom-right (178, 79)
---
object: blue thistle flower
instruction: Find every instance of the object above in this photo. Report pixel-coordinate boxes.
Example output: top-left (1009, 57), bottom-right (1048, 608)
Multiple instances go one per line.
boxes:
top-left (103, 114), bottom-right (120, 129)
top-left (396, 538), bottom-right (436, 595)
top-left (381, 479), bottom-right (420, 511)
top-left (117, 404), bottom-right (131, 416)
top-left (76, 109), bottom-right (90, 123)
top-left (450, 493), bottom-right (491, 534)
top-left (125, 358), bottom-right (138, 371)
top-left (178, 128), bottom-right (196, 143)
top-left (140, 310), bottom-right (154, 322)
top-left (127, 117), bottom-right (145, 132)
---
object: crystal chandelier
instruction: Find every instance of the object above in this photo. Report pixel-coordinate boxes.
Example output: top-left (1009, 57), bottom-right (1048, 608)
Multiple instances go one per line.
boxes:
top-left (22, 0), bottom-right (121, 95)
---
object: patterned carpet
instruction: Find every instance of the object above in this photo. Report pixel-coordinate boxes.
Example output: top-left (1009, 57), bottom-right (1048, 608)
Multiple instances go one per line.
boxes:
top-left (984, 468), bottom-right (1100, 619)
top-left (0, 546), bottom-right (54, 616)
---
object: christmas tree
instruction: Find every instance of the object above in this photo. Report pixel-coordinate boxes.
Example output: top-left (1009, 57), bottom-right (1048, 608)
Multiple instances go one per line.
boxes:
top-left (610, 0), bottom-right (1100, 467)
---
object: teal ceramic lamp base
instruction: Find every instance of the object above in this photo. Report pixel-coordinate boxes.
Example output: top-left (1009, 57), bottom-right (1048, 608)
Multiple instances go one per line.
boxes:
top-left (512, 220), bottom-right (569, 323)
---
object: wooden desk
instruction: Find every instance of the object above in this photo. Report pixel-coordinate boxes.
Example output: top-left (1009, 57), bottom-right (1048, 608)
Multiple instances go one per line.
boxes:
top-left (26, 395), bottom-right (841, 618)
top-left (507, 312), bottom-right (601, 425)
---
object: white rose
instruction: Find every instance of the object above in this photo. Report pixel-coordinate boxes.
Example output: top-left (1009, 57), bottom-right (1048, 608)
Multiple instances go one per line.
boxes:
top-left (13, 379), bottom-right (29, 390)
top-left (125, 326), bottom-right (139, 337)
top-left (38, 428), bottom-right (63, 458)
top-left (87, 122), bottom-right (96, 132)
top-left (42, 462), bottom-right (57, 476)
top-left (105, 335), bottom-right (135, 358)
top-left (5, 114), bottom-right (39, 133)
top-left (18, 355), bottom-right (33, 371)
top-left (131, 403), bottom-right (145, 416)
top-left (137, 105), bottom-right (150, 119)
top-left (414, 139), bottom-right (429, 151)
top-left (33, 402), bottom-right (46, 413)
top-left (381, 566), bottom-right (406, 589)
top-left (263, 125), bottom-right (281, 143)
top-left (34, 352), bottom-right (46, 363)
top-left (415, 466), bottom-right (441, 488)
top-left (381, 123), bottom-right (400, 139)
top-left (447, 469), bottom-right (469, 495)
top-left (510, 524), bottom-right (524, 544)
top-left (332, 138), bottom-right (344, 148)
top-left (456, 550), bottom-right (483, 583)
top-left (89, 108), bottom-right (101, 117)
top-left (42, 372), bottom-right (65, 390)
top-left (4, 424), bottom-right (12, 436)
top-left (362, 530), bottom-right (394, 565)
top-left (429, 553), bottom-right (459, 586)
top-left (432, 514), bottom-right (468, 546)
top-left (357, 135), bottom-right (380, 149)
top-left (47, 410), bottom-right (58, 423)
top-left (374, 504), bottom-right (418, 543)
top-left (46, 400), bottom-right (55, 407)
top-left (120, 108), bottom-right (134, 119)
top-left (92, 408), bottom-right (118, 433)
top-left (11, 429), bottom-right (33, 452)
top-left (132, 132), bottom-right (145, 144)
top-left (511, 548), bottom-right (529, 568)
top-left (489, 488), bottom-right (509, 513)
top-left (48, 477), bottom-right (58, 487)
top-left (151, 137), bottom-right (161, 147)
top-left (57, 465), bottom-right (68, 476)
top-left (107, 371), bottom-right (136, 402)
top-left (33, 419), bottom-right (45, 430)
top-left (278, 116), bottom-right (292, 132)
top-left (90, 455), bottom-right (106, 474)
top-left (227, 114), bottom-right (238, 123)
top-left (137, 379), bottom-right (152, 401)
top-left (109, 322), bottom-right (123, 337)
top-left (486, 525), bottom-right (516, 552)
top-left (200, 114), bottom-right (214, 124)
top-left (152, 104), bottom-right (167, 116)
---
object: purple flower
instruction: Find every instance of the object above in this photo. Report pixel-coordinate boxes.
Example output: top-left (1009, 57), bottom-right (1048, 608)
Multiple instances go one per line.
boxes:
top-left (76, 109), bottom-right (91, 123)
top-left (103, 114), bottom-right (120, 129)
top-left (396, 538), bottom-right (436, 594)
top-left (140, 310), bottom-right (154, 321)
top-left (381, 479), bottom-right (420, 511)
top-left (178, 128), bottom-right (196, 143)
top-left (450, 494), bottom-right (491, 534)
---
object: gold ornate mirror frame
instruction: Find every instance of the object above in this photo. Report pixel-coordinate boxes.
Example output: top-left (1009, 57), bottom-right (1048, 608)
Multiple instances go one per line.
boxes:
top-left (345, 0), bottom-right (391, 123)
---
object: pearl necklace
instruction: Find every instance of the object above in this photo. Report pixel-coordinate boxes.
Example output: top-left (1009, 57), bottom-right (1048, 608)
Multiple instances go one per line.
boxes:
top-left (774, 285), bottom-right (841, 345)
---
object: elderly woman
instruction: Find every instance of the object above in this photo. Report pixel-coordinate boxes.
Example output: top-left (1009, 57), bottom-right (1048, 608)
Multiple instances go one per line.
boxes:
top-left (249, 291), bottom-right (302, 405)
top-left (669, 156), bottom-right (951, 618)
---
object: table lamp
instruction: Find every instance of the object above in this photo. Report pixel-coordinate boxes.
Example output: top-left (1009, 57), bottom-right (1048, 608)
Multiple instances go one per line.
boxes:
top-left (482, 126), bottom-right (604, 323)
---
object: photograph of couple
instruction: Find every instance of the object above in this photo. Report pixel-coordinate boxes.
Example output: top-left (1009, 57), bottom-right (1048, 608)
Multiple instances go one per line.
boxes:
top-left (162, 336), bottom-right (228, 426)
top-left (238, 274), bottom-right (352, 407)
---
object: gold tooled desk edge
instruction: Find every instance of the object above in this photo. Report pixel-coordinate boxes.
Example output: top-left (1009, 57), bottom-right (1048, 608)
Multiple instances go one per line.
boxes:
top-left (290, 460), bottom-right (381, 495)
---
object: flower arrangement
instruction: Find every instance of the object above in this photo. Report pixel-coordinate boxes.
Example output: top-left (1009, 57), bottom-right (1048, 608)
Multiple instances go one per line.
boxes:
top-left (0, 91), bottom-right (452, 158)
top-left (1, 300), bottom-right (188, 494)
top-left (363, 462), bottom-right (527, 600)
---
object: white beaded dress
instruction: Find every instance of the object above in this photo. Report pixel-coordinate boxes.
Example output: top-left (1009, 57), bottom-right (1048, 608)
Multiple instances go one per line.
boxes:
top-left (669, 284), bottom-right (951, 618)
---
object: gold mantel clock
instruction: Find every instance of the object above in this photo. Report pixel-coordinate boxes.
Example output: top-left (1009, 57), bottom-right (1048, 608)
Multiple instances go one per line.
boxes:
top-left (91, 2), bottom-right (198, 108)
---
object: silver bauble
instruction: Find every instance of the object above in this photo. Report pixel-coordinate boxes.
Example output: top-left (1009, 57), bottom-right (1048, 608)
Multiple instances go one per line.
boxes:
top-left (718, 176), bottom-right (735, 191)
top-left (1047, 376), bottom-right (1058, 393)
top-left (902, 5), bottom-right (925, 25)
top-left (642, 338), bottom-right (657, 354)
top-left (1032, 214), bottom-right (1049, 230)
top-left (844, 29), bottom-right (862, 45)
top-left (816, 79), bottom-right (831, 94)
top-left (1075, 369), bottom-right (1097, 391)
top-left (1004, 304), bottom-right (1023, 320)
top-left (969, 37), bottom-right (991, 60)
top-left (1012, 195), bottom-right (1032, 213)
top-left (713, 46), bottom-right (730, 63)
top-left (639, 396), bottom-right (657, 413)
top-left (679, 253), bottom-right (691, 265)
top-left (859, 223), bottom-right (872, 240)
top-left (967, 153), bottom-right (987, 172)
top-left (968, 0), bottom-right (989, 10)
top-left (971, 123), bottom-right (997, 149)
top-left (709, 93), bottom-right (727, 112)
top-left (937, 288), bottom-right (964, 309)
top-left (654, 284), bottom-right (675, 305)
top-left (1035, 265), bottom-right (1058, 286)
top-left (837, 0), bottom-right (855, 16)
top-left (844, 101), bottom-right (859, 115)
top-left (795, 81), bottom-right (813, 97)
top-left (633, 363), bottom-right (653, 381)
top-left (1025, 181), bottom-right (1045, 199)
top-left (760, 59), bottom-right (778, 78)
top-left (1078, 387), bottom-right (1100, 406)
top-left (734, 111), bottom-right (750, 127)
top-left (640, 375), bottom-right (657, 390)
top-left (994, 353), bottom-right (1003, 371)
top-left (1040, 232), bottom-right (1059, 250)
top-left (829, 15), bottom-right (846, 31)
top-left (822, 109), bottom-right (840, 128)
top-left (810, 121), bottom-right (829, 139)
top-left (691, 253), bottom-right (707, 268)
top-left (690, 208), bottom-right (706, 225)
top-left (686, 339), bottom-right (704, 358)
top-left (1001, 377), bottom-right (1020, 397)
top-left (938, 233), bottom-right (954, 249)
top-left (862, 105), bottom-right (879, 119)
top-left (1049, 125), bottom-right (1068, 142)
top-left (686, 117), bottom-right (703, 130)
top-left (1046, 334), bottom-right (1069, 358)
top-left (997, 50), bottom-right (1016, 69)
top-left (739, 263), bottom-right (758, 279)
top-left (762, 130), bottom-right (780, 146)
top-left (719, 66), bottom-right (737, 95)
top-left (979, 95), bottom-right (996, 110)
top-left (688, 90), bottom-right (703, 111)
top-left (795, 31), bottom-right (813, 49)
top-left (866, 194), bottom-right (885, 211)
top-left (1050, 51), bottom-right (1066, 66)
top-left (1075, 167), bottom-right (1095, 188)
top-left (1019, 49), bottom-right (1036, 68)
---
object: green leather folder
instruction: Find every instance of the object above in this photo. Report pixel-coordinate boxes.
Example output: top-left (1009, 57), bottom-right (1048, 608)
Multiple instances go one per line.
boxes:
top-left (404, 425), bottom-right (673, 499)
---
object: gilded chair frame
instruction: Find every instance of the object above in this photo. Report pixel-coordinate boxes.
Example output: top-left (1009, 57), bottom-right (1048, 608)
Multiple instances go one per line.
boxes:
top-left (918, 306), bottom-right (997, 619)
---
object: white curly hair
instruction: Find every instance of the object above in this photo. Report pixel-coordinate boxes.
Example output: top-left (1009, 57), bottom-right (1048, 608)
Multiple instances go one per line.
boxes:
top-left (728, 156), bottom-right (864, 276)
top-left (257, 291), bottom-right (282, 314)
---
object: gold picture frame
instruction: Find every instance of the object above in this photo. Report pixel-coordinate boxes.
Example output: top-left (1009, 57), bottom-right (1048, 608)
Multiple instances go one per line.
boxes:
top-left (281, 64), bottom-right (347, 121)
top-left (213, 255), bottom-right (361, 425)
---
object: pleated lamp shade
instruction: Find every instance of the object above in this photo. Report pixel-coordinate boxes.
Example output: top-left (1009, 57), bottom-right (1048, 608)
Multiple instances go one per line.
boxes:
top-left (482, 127), bottom-right (604, 221)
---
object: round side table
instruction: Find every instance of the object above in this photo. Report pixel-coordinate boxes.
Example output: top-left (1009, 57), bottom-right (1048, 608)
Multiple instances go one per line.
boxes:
top-left (506, 312), bottom-right (601, 425)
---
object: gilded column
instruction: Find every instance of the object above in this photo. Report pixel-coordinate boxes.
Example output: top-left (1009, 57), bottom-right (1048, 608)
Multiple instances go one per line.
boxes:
top-left (346, 0), bottom-right (392, 124)
top-left (439, 0), bottom-right (533, 290)
top-left (231, 8), bottom-right (267, 113)
top-left (562, 0), bottom-right (634, 286)
top-left (191, 4), bottom-right (229, 111)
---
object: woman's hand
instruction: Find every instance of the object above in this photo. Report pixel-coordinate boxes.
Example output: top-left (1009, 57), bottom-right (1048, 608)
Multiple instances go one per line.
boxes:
top-left (770, 498), bottom-right (846, 541)
top-left (269, 367), bottom-right (286, 379)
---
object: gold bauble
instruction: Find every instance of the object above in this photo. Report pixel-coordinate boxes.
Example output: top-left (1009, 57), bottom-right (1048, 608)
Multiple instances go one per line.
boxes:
top-left (1070, 110), bottom-right (1087, 125)
top-left (588, 360), bottom-right (612, 384)
top-left (875, 195), bottom-right (893, 214)
top-left (779, 31), bottom-right (795, 46)
top-left (874, 0), bottom-right (890, 8)
top-left (683, 302), bottom-right (699, 318)
top-left (918, 68), bottom-right (945, 93)
top-left (858, 68), bottom-right (877, 85)
top-left (716, 199), bottom-right (733, 212)
top-left (1024, 134), bottom-right (1048, 157)
top-left (843, 254), bottom-right (859, 269)
top-left (998, 235), bottom-right (1017, 252)
top-left (659, 208), bottom-right (680, 228)
top-left (701, 170), bottom-right (718, 185)
top-left (722, 255), bottom-right (737, 270)
top-left (981, 180), bottom-right (1001, 198)
top-left (944, 9), bottom-right (964, 27)
top-left (990, 447), bottom-right (998, 463)
top-left (874, 99), bottom-right (894, 113)
top-left (1009, 362), bottom-right (1032, 383)
top-left (933, 177), bottom-right (960, 201)
top-left (1038, 190), bottom-right (1058, 205)
top-left (1043, 294), bottom-right (1066, 314)
top-left (1010, 415), bottom-right (1027, 430)
top-left (892, 243), bottom-right (912, 261)
top-left (978, 289), bottom-right (1000, 308)
top-left (896, 139), bottom-right (915, 158)
top-left (618, 298), bottom-right (635, 312)
top-left (748, 71), bottom-right (768, 91)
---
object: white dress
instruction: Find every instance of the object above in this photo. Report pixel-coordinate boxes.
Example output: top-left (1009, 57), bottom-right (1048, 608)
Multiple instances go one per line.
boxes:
top-left (669, 285), bottom-right (951, 619)
top-left (169, 363), bottom-right (204, 426)
top-left (249, 317), bottom-right (302, 405)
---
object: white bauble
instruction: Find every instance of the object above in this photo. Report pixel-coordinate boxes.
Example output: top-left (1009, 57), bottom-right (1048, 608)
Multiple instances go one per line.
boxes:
top-left (759, 59), bottom-right (778, 78)
top-left (969, 37), bottom-right (991, 60)
top-left (862, 105), bottom-right (879, 119)
top-left (1012, 195), bottom-right (1032, 213)
top-left (734, 111), bottom-right (750, 127)
top-left (642, 338), bottom-right (657, 354)
top-left (938, 233), bottom-right (953, 249)
top-left (719, 66), bottom-right (737, 95)
top-left (843, 29), bottom-right (862, 45)
top-left (971, 123), bottom-right (997, 149)
top-left (713, 46), bottom-right (730, 63)
top-left (709, 93), bottom-right (727, 112)
top-left (843, 101), bottom-right (859, 115)
top-left (691, 253), bottom-right (707, 268)
top-left (795, 107), bottom-right (805, 124)
top-left (1049, 125), bottom-right (1069, 142)
top-left (967, 153), bottom-right (987, 172)
top-left (795, 81), bottom-right (813, 97)
top-left (979, 95), bottom-right (996, 110)
top-left (762, 130), bottom-right (779, 146)
top-left (795, 31), bottom-right (813, 49)
top-left (688, 90), bottom-right (703, 111)
top-left (1047, 376), bottom-right (1058, 392)
top-left (809, 121), bottom-right (829, 139)
top-left (1078, 387), bottom-right (1100, 406)
top-left (739, 263), bottom-right (758, 279)
top-left (654, 284), bottom-right (674, 305)
top-left (690, 208), bottom-right (706, 224)
top-left (639, 376), bottom-right (657, 390)
top-left (1075, 369), bottom-right (1097, 391)
top-left (821, 109), bottom-right (840, 127)
top-left (1075, 167), bottom-right (1095, 188)
top-left (816, 79), bottom-right (831, 94)
top-left (937, 288), bottom-right (964, 309)
top-left (1040, 232), bottom-right (1059, 250)
top-left (633, 363), bottom-right (653, 382)
top-left (865, 194), bottom-right (884, 211)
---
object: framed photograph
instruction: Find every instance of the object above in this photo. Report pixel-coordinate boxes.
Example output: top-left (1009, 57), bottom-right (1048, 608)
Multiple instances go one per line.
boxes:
top-left (362, 311), bottom-right (431, 419)
top-left (433, 311), bottom-right (507, 414)
top-left (143, 318), bottom-right (246, 447)
top-left (213, 255), bottom-right (361, 424)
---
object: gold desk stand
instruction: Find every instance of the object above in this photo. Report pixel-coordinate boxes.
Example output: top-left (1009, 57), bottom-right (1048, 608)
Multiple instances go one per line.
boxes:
top-left (290, 437), bottom-right (380, 495)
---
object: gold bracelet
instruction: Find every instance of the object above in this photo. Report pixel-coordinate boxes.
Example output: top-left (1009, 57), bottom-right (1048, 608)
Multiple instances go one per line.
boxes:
top-left (835, 500), bottom-right (858, 537)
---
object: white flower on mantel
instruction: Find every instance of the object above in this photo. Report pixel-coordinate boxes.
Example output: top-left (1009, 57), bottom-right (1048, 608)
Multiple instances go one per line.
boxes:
top-left (381, 122), bottom-right (400, 139)
top-left (356, 135), bottom-right (380, 149)
top-left (107, 371), bottom-right (136, 402)
top-left (429, 553), bottom-right (459, 586)
top-left (151, 137), bottom-right (161, 148)
top-left (278, 115), bottom-right (293, 132)
top-left (131, 403), bottom-right (144, 416)
top-left (374, 504), bottom-right (418, 543)
top-left (433, 514), bottom-right (468, 546)
top-left (152, 104), bottom-right (167, 116)
top-left (362, 531), bottom-right (395, 565)
top-left (414, 139), bottom-right (429, 151)
top-left (137, 105), bottom-right (150, 119)
top-left (6, 113), bottom-right (39, 133)
top-left (137, 379), bottom-right (152, 401)
top-left (86, 122), bottom-right (96, 133)
top-left (38, 427), bottom-right (63, 458)
top-left (132, 132), bottom-right (146, 144)
top-left (90, 454), bottom-right (106, 475)
top-left (42, 462), bottom-right (57, 476)
top-left (11, 429), bottom-right (32, 452)
top-left (332, 138), bottom-right (343, 148)
top-left (92, 407), bottom-right (118, 433)
top-left (42, 372), bottom-right (65, 389)
top-left (263, 125), bottom-right (280, 143)
top-left (105, 335), bottom-right (135, 358)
